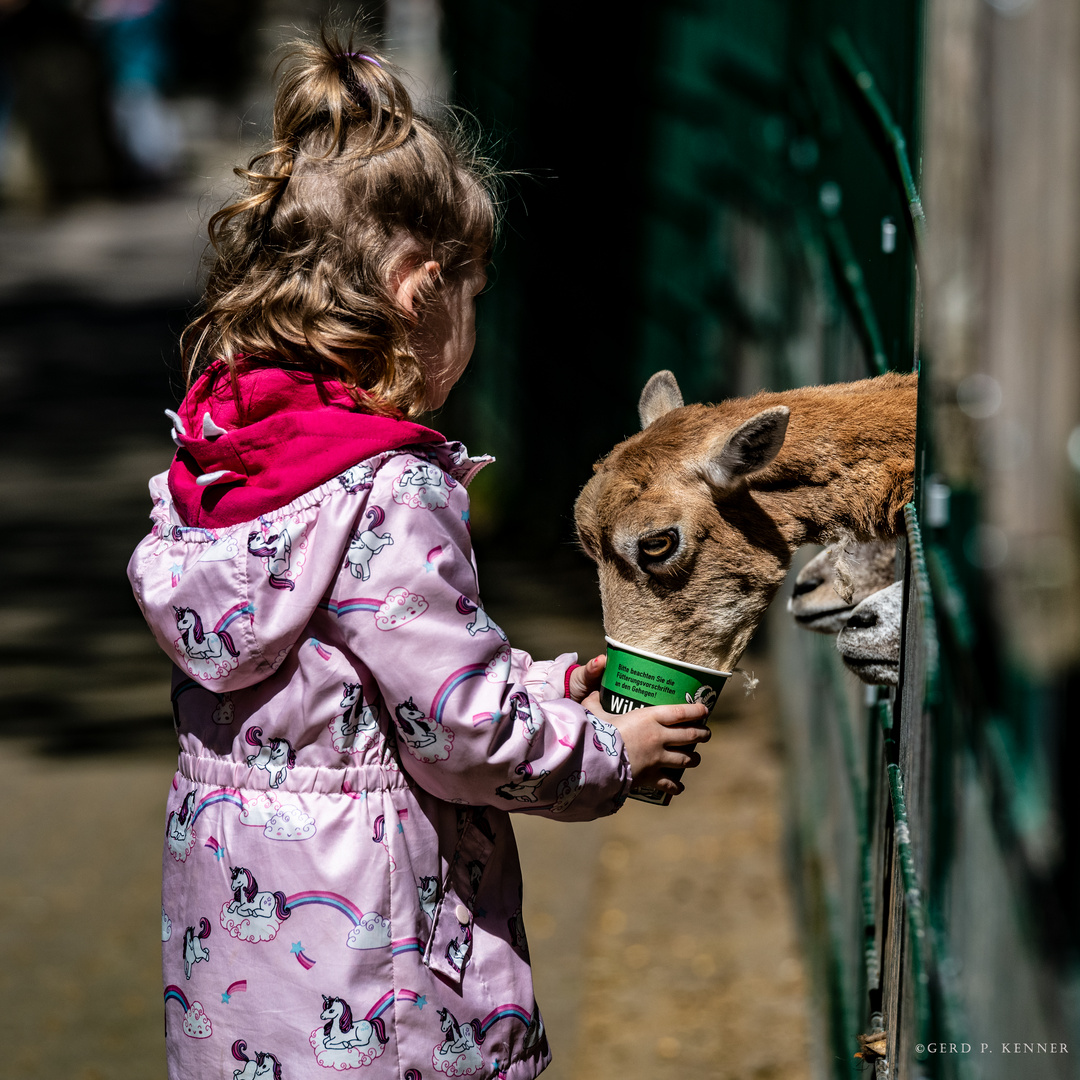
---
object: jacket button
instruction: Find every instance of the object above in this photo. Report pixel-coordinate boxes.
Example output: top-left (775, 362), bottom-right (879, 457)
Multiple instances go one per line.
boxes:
top-left (455, 903), bottom-right (471, 924)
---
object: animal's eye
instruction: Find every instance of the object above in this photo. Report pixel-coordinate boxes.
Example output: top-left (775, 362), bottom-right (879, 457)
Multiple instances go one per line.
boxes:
top-left (638, 529), bottom-right (679, 561)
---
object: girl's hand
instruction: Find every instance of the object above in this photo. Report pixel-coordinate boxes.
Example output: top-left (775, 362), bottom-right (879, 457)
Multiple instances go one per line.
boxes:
top-left (582, 692), bottom-right (711, 798)
top-left (566, 654), bottom-right (606, 702)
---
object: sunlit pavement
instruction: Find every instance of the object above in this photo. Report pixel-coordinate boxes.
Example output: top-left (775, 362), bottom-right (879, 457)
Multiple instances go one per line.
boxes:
top-left (0, 191), bottom-right (810, 1079)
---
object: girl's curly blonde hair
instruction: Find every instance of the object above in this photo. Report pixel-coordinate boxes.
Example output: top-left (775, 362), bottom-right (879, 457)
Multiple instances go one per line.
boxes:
top-left (182, 27), bottom-right (498, 418)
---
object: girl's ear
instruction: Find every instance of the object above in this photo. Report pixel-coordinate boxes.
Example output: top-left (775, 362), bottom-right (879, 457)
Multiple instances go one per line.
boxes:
top-left (393, 260), bottom-right (441, 318)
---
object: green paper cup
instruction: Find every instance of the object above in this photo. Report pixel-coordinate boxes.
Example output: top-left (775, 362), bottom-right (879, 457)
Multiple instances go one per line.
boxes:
top-left (600, 636), bottom-right (731, 806)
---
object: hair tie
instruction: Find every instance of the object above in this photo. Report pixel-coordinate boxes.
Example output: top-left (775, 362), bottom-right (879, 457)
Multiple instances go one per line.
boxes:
top-left (342, 52), bottom-right (382, 68)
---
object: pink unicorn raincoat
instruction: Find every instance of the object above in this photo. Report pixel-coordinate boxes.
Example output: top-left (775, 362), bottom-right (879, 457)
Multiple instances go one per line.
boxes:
top-left (127, 363), bottom-right (631, 1080)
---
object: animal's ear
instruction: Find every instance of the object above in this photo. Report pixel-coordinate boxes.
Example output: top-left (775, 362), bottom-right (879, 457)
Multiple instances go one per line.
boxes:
top-left (638, 370), bottom-right (684, 428)
top-left (702, 405), bottom-right (790, 493)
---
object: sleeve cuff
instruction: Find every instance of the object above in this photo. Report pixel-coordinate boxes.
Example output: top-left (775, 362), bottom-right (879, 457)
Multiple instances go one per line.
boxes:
top-left (564, 663), bottom-right (582, 699)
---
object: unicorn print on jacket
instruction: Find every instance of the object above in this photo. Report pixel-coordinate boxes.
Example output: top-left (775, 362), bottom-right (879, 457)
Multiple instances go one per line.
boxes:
top-left (394, 698), bottom-right (454, 763)
top-left (455, 596), bottom-right (504, 638)
top-left (182, 918), bottom-right (211, 979)
top-left (393, 460), bottom-right (455, 510)
top-left (173, 606), bottom-right (240, 680)
top-left (330, 682), bottom-right (379, 752)
top-left (371, 813), bottom-right (398, 871)
top-left (496, 762), bottom-right (549, 803)
top-left (309, 995), bottom-right (390, 1069)
top-left (166, 788), bottom-right (197, 862)
top-left (484, 642), bottom-right (512, 685)
top-left (446, 921), bottom-right (472, 974)
top-left (467, 858), bottom-right (483, 898)
top-left (506, 690), bottom-right (540, 742)
top-left (553, 771), bottom-right (587, 814)
top-left (589, 714), bottom-right (620, 757)
top-left (345, 505), bottom-right (394, 581)
top-left (418, 875), bottom-right (440, 921)
top-left (212, 693), bottom-right (234, 725)
top-left (244, 728), bottom-right (296, 787)
top-left (220, 866), bottom-right (292, 943)
top-left (432, 1008), bottom-right (485, 1077)
top-left (247, 518), bottom-right (307, 590)
top-left (337, 462), bottom-right (375, 494)
top-left (231, 1039), bottom-right (283, 1080)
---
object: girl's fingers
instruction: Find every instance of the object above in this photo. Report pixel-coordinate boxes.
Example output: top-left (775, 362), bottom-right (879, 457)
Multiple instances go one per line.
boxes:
top-left (569, 659), bottom-right (607, 701)
top-left (580, 655), bottom-right (606, 692)
top-left (660, 749), bottom-right (702, 769)
top-left (662, 725), bottom-right (711, 747)
top-left (582, 694), bottom-right (707, 729)
top-left (654, 704), bottom-right (710, 727)
top-left (643, 775), bottom-right (684, 796)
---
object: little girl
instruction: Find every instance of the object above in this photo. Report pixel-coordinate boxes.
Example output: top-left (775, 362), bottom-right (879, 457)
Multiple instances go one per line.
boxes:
top-left (128, 30), bottom-right (709, 1080)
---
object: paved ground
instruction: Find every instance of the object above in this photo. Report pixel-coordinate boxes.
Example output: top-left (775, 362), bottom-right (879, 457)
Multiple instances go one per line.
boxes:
top-left (0, 180), bottom-right (811, 1079)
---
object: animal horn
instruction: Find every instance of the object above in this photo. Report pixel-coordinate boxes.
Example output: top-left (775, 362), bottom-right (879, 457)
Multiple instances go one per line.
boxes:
top-left (638, 370), bottom-right (685, 429)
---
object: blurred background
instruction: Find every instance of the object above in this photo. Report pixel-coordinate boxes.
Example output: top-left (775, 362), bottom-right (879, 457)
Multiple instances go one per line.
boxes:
top-left (3, 0), bottom-right (1080, 1078)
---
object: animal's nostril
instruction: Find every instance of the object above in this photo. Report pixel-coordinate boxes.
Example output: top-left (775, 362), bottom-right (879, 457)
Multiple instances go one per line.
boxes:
top-left (846, 608), bottom-right (878, 629)
top-left (792, 577), bottom-right (823, 598)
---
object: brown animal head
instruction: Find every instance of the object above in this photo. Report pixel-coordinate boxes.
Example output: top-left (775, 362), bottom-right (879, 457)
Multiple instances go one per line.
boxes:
top-left (574, 370), bottom-right (916, 671)
top-left (788, 540), bottom-right (898, 634)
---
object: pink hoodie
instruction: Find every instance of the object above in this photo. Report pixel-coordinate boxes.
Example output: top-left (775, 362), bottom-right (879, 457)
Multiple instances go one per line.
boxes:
top-left (168, 360), bottom-right (446, 528)
top-left (128, 364), bottom-right (631, 1080)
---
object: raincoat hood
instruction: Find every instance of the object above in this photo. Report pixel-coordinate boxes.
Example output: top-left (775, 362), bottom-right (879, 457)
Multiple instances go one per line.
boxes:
top-left (134, 360), bottom-right (485, 694)
top-left (167, 360), bottom-right (445, 528)
top-left (131, 438), bottom-right (492, 694)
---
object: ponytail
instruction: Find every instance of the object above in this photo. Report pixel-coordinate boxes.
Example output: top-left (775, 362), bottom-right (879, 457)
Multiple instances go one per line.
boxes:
top-left (183, 25), bottom-right (499, 419)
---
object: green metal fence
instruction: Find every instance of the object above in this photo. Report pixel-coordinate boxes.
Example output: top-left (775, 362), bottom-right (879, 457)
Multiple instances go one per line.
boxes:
top-left (443, 1), bottom-right (1080, 1076)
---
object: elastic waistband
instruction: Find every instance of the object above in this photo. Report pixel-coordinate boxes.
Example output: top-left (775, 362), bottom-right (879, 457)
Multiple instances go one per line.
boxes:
top-left (177, 751), bottom-right (412, 795)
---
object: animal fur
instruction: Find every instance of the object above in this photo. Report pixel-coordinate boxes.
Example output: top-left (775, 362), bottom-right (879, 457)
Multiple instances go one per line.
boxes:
top-left (574, 371), bottom-right (916, 671)
top-left (836, 581), bottom-right (904, 686)
top-left (788, 540), bottom-right (897, 634)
